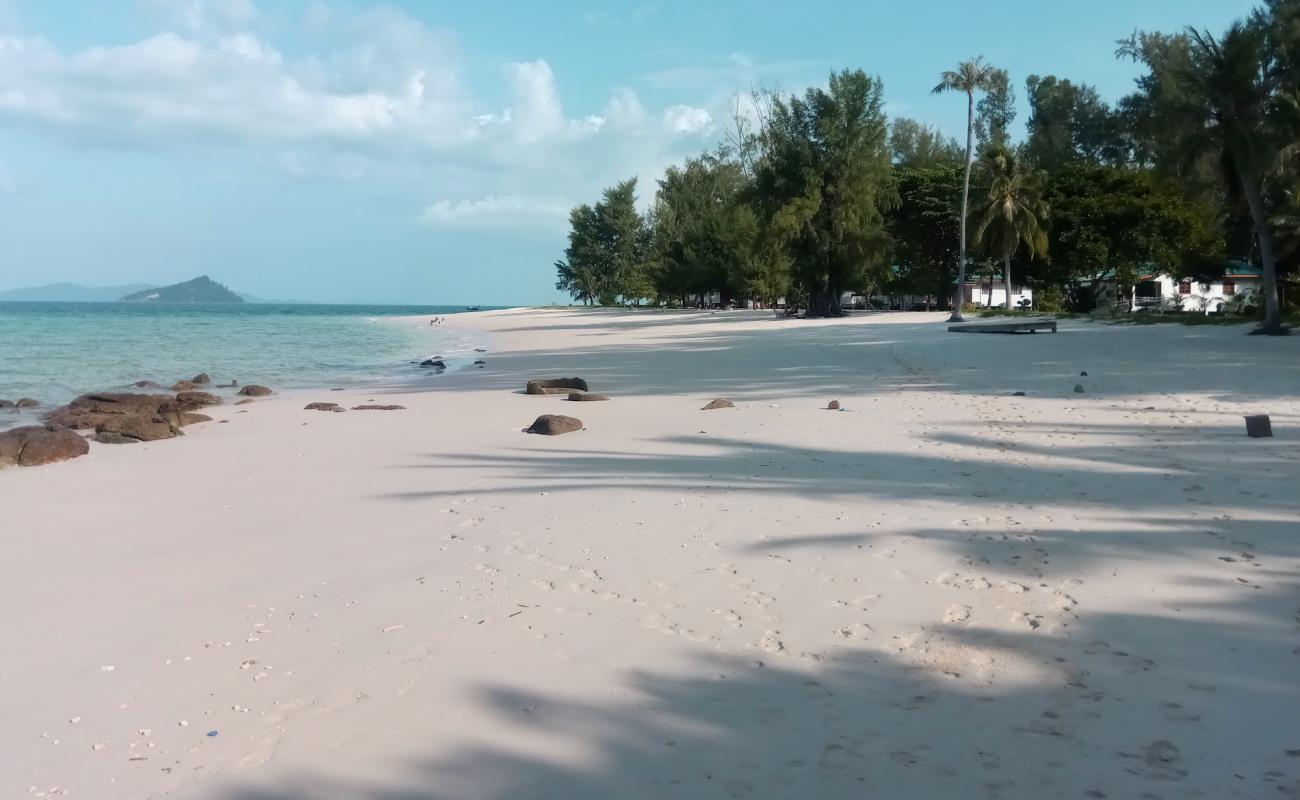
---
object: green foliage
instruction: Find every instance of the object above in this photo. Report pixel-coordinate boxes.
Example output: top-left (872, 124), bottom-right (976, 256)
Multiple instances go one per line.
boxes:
top-left (1024, 75), bottom-right (1125, 171)
top-left (753, 69), bottom-right (896, 316)
top-left (890, 118), bottom-right (963, 168)
top-left (1043, 164), bottom-right (1220, 308)
top-left (888, 165), bottom-right (963, 303)
top-left (975, 69), bottom-right (1017, 150)
top-left (554, 178), bottom-right (651, 305)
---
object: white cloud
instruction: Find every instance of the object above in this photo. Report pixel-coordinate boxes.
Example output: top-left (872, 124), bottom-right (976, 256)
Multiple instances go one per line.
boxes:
top-left (603, 87), bottom-right (647, 132)
top-left (139, 0), bottom-right (257, 34)
top-left (418, 194), bottom-right (570, 229)
top-left (662, 104), bottom-right (712, 135)
top-left (504, 60), bottom-right (566, 143)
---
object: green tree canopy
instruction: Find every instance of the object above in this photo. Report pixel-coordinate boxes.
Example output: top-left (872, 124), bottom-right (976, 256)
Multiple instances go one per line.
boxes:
top-left (754, 69), bottom-right (896, 316)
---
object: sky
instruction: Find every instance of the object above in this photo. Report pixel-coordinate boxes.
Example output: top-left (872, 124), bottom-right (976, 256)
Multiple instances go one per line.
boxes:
top-left (0, 0), bottom-right (1260, 305)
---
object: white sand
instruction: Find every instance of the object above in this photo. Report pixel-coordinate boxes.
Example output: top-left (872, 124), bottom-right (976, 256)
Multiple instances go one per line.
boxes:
top-left (2, 307), bottom-right (1298, 799)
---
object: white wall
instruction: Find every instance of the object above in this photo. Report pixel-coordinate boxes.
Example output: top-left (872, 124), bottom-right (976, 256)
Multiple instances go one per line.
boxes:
top-left (965, 284), bottom-right (1033, 308)
top-left (1133, 275), bottom-right (1260, 312)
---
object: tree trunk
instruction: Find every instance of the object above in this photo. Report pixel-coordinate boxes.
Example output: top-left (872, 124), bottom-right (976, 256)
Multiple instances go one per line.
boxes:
top-left (950, 90), bottom-right (975, 322)
top-left (1004, 255), bottom-right (1013, 311)
top-left (806, 286), bottom-right (842, 318)
top-left (1241, 175), bottom-right (1284, 332)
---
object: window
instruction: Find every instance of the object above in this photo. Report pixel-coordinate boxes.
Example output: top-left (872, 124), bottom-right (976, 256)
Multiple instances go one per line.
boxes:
top-left (1222, 280), bottom-right (1235, 295)
top-left (1179, 281), bottom-right (1191, 295)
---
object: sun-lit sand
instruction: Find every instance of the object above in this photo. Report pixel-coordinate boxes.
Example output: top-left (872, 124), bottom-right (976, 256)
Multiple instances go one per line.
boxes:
top-left (3, 307), bottom-right (1298, 799)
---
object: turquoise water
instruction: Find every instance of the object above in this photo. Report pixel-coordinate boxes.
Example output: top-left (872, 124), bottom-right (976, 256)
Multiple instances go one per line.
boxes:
top-left (0, 302), bottom-right (501, 421)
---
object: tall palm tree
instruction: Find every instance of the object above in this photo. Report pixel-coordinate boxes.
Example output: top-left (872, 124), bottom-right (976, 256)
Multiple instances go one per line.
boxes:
top-left (971, 145), bottom-right (1050, 309)
top-left (1181, 23), bottom-right (1285, 333)
top-left (933, 57), bottom-right (1000, 321)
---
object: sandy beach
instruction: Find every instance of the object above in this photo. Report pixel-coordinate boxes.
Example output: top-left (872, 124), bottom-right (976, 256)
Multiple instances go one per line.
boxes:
top-left (3, 307), bottom-right (1298, 799)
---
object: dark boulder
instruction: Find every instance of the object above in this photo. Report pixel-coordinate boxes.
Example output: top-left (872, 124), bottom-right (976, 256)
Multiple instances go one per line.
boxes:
top-left (569, 392), bottom-right (609, 401)
top-left (179, 412), bottom-right (212, 426)
top-left (0, 400), bottom-right (13, 409)
top-left (420, 359), bottom-right (446, 368)
top-left (134, 380), bottom-right (163, 389)
top-left (15, 398), bottom-right (39, 409)
top-left (526, 377), bottom-right (588, 395)
top-left (175, 391), bottom-right (222, 411)
top-left (827, 400), bottom-right (841, 410)
top-left (238, 385), bottom-right (273, 397)
top-left (191, 373), bottom-right (211, 385)
top-left (45, 393), bottom-right (181, 430)
top-left (304, 402), bottom-right (345, 412)
top-left (525, 414), bottom-right (583, 435)
top-left (352, 404), bottom-right (406, 411)
top-left (0, 425), bottom-right (91, 468)
top-left (172, 380), bottom-right (199, 392)
top-left (702, 399), bottom-right (735, 410)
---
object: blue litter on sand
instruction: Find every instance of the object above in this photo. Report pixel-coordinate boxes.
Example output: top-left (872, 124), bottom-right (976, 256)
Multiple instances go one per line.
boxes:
top-left (206, 730), bottom-right (218, 737)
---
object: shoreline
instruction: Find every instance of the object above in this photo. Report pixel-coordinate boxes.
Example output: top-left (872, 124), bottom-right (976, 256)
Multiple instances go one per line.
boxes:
top-left (0, 310), bottom-right (497, 436)
top-left (2, 307), bottom-right (1298, 799)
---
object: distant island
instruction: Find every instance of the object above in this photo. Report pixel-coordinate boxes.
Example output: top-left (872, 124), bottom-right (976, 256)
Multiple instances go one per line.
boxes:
top-left (121, 276), bottom-right (244, 303)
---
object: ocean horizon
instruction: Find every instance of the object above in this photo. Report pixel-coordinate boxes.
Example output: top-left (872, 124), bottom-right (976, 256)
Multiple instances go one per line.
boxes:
top-left (0, 301), bottom-right (509, 425)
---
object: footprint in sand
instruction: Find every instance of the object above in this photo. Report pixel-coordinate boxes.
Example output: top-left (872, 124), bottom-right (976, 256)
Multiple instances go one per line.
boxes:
top-left (944, 604), bottom-right (972, 623)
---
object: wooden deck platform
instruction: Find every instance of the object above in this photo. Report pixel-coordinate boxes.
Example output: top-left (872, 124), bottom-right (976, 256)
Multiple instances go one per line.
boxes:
top-left (947, 319), bottom-right (1058, 334)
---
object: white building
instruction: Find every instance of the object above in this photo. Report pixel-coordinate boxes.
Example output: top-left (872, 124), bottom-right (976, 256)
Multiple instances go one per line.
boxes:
top-left (1132, 262), bottom-right (1263, 313)
top-left (961, 281), bottom-right (1034, 309)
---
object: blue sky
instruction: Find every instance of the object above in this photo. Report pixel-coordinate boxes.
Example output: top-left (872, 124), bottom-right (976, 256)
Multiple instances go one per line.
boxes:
top-left (0, 0), bottom-right (1257, 304)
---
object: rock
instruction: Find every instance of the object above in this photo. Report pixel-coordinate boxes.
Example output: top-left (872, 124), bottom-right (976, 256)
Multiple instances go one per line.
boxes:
top-left (178, 412), bottom-right (212, 426)
top-left (45, 393), bottom-right (182, 431)
top-left (474, 360), bottom-right (487, 365)
top-left (420, 359), bottom-right (446, 368)
top-left (1013, 391), bottom-right (1026, 396)
top-left (238, 385), bottom-right (272, 397)
top-left (525, 414), bottom-right (583, 435)
top-left (1244, 414), bottom-right (1273, 438)
top-left (1079, 371), bottom-right (1088, 377)
top-left (526, 377), bottom-right (589, 395)
top-left (134, 380), bottom-right (163, 389)
top-left (1073, 384), bottom-right (1085, 394)
top-left (304, 402), bottom-right (345, 412)
top-left (0, 399), bottom-right (13, 409)
top-left (175, 391), bottom-right (222, 411)
top-left (218, 380), bottom-right (239, 388)
top-left (235, 399), bottom-right (256, 405)
top-left (827, 400), bottom-right (840, 410)
top-left (15, 398), bottom-right (40, 409)
top-left (569, 392), bottom-right (608, 401)
top-left (172, 380), bottom-right (199, 392)
top-left (96, 414), bottom-right (181, 442)
top-left (0, 425), bottom-right (91, 468)
top-left (191, 373), bottom-right (211, 385)
top-left (93, 431), bottom-right (141, 445)
top-left (474, 348), bottom-right (487, 352)
top-left (351, 404), bottom-right (405, 411)
top-left (702, 398), bottom-right (735, 410)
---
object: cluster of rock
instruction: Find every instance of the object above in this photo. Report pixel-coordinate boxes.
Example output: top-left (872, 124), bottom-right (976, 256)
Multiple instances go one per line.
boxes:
top-left (45, 392), bottom-right (213, 443)
top-left (0, 398), bottom-right (40, 409)
top-left (524, 377), bottom-right (601, 435)
top-left (0, 372), bottom-right (273, 469)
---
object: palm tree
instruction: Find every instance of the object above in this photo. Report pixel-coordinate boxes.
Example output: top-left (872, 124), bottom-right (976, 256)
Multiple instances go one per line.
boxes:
top-left (1180, 23), bottom-right (1285, 333)
top-left (933, 57), bottom-right (1000, 321)
top-left (971, 145), bottom-right (1050, 310)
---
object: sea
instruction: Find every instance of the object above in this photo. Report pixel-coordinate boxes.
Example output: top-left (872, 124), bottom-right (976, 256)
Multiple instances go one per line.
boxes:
top-left (0, 302), bottom-right (504, 429)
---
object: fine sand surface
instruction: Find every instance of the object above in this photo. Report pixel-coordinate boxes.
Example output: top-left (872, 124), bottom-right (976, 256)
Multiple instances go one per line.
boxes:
top-left (3, 307), bottom-right (1299, 800)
